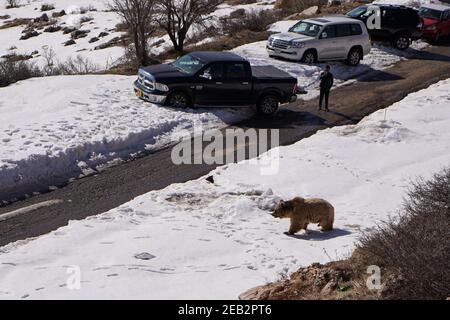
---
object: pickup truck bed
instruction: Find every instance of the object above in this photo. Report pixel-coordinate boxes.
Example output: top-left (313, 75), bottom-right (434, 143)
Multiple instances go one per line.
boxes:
top-left (251, 66), bottom-right (294, 79)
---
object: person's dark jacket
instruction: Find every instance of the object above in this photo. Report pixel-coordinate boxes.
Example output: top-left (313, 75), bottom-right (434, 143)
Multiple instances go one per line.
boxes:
top-left (320, 72), bottom-right (334, 91)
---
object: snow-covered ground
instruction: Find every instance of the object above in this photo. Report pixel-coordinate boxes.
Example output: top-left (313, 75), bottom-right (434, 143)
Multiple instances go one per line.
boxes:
top-left (234, 20), bottom-right (429, 99)
top-left (1, 78), bottom-right (449, 299)
top-left (0, 0), bottom-right (124, 69)
top-left (0, 75), bottom-right (253, 202)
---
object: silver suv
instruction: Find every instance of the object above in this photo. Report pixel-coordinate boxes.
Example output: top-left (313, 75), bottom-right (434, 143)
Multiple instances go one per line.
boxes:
top-left (267, 16), bottom-right (371, 66)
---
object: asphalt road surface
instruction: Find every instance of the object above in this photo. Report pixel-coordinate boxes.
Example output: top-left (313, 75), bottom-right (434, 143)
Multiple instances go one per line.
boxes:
top-left (1, 43), bottom-right (450, 246)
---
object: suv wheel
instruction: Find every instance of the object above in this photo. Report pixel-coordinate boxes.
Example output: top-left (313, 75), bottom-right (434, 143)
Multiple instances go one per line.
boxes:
top-left (166, 91), bottom-right (190, 108)
top-left (346, 48), bottom-right (362, 66)
top-left (257, 94), bottom-right (279, 115)
top-left (301, 50), bottom-right (316, 64)
top-left (393, 34), bottom-right (410, 50)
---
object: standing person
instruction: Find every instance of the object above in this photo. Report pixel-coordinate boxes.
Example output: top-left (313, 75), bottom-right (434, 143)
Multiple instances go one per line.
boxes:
top-left (319, 65), bottom-right (334, 111)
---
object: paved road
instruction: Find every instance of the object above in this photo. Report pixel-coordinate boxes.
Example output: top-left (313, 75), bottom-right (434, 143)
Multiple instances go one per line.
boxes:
top-left (1, 44), bottom-right (449, 246)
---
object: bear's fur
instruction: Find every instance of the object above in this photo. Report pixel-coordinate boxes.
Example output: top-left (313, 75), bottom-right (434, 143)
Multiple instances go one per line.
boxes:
top-left (272, 197), bottom-right (334, 234)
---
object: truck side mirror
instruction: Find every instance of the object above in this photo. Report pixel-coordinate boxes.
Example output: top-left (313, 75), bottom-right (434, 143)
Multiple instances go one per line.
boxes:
top-left (321, 32), bottom-right (328, 39)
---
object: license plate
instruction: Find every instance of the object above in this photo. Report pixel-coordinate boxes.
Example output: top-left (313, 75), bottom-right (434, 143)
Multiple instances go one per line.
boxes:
top-left (136, 89), bottom-right (142, 98)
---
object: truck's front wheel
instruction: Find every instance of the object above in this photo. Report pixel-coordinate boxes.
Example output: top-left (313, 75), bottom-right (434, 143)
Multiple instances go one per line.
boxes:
top-left (257, 94), bottom-right (279, 115)
top-left (166, 91), bottom-right (191, 108)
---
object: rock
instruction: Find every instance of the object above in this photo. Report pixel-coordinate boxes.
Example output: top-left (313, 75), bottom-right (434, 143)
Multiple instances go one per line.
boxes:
top-left (321, 280), bottom-right (337, 295)
top-left (62, 26), bottom-right (76, 34)
top-left (34, 13), bottom-right (49, 23)
top-left (98, 31), bottom-right (109, 38)
top-left (134, 252), bottom-right (156, 260)
top-left (52, 10), bottom-right (66, 18)
top-left (88, 37), bottom-right (99, 43)
top-left (94, 36), bottom-right (120, 50)
top-left (239, 285), bottom-right (270, 300)
top-left (229, 8), bottom-right (245, 18)
top-left (64, 39), bottom-right (76, 46)
top-left (71, 29), bottom-right (90, 39)
top-left (20, 30), bottom-right (39, 40)
top-left (301, 5), bottom-right (319, 16)
top-left (44, 25), bottom-right (61, 33)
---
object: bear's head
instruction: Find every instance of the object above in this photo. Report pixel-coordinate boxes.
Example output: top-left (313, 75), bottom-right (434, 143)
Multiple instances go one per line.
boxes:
top-left (272, 200), bottom-right (293, 218)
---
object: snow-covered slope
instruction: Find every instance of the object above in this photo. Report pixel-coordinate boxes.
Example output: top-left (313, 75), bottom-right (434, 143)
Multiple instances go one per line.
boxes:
top-left (1, 78), bottom-right (449, 299)
top-left (0, 75), bottom-right (252, 202)
top-left (0, 0), bottom-right (124, 69)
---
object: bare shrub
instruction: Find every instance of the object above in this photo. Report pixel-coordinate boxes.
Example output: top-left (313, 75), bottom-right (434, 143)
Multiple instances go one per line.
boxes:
top-left (0, 58), bottom-right (42, 87)
top-left (5, 0), bottom-right (20, 9)
top-left (156, 0), bottom-right (224, 53)
top-left (221, 9), bottom-right (281, 36)
top-left (109, 0), bottom-right (157, 66)
top-left (358, 167), bottom-right (450, 299)
top-left (53, 56), bottom-right (99, 75)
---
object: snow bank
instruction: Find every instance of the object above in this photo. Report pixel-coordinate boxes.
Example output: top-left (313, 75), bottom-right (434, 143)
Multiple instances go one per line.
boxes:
top-left (1, 78), bottom-right (449, 299)
top-left (0, 75), bottom-right (253, 202)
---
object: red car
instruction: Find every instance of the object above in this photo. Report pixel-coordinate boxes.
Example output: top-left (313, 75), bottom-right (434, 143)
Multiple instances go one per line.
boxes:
top-left (419, 4), bottom-right (450, 43)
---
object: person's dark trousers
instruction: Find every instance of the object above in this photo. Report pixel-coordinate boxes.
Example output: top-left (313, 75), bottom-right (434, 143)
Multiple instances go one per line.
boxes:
top-left (319, 89), bottom-right (330, 111)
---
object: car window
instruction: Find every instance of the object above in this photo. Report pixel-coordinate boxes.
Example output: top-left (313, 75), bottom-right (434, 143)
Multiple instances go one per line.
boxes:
top-left (202, 63), bottom-right (223, 79)
top-left (347, 6), bottom-right (368, 18)
top-left (443, 11), bottom-right (449, 20)
top-left (224, 63), bottom-right (248, 79)
top-left (419, 7), bottom-right (443, 20)
top-left (172, 53), bottom-right (206, 75)
top-left (336, 24), bottom-right (352, 37)
top-left (289, 21), bottom-right (322, 37)
top-left (350, 23), bottom-right (363, 35)
top-left (321, 25), bottom-right (336, 38)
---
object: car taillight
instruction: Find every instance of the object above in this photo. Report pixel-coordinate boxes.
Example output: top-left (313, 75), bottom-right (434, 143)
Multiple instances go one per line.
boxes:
top-left (293, 84), bottom-right (298, 94)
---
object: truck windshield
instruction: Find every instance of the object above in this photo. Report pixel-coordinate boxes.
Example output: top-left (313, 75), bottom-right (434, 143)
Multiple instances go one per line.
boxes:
top-left (347, 6), bottom-right (368, 18)
top-left (419, 7), bottom-right (442, 20)
top-left (289, 21), bottom-right (322, 37)
top-left (171, 54), bottom-right (205, 75)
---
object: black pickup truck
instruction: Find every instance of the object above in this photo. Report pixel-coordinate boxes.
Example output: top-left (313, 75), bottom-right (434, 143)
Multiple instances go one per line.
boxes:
top-left (134, 51), bottom-right (302, 115)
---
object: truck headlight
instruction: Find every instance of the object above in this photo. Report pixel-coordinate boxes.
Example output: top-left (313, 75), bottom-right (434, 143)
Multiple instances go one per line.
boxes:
top-left (425, 25), bottom-right (437, 31)
top-left (291, 41), bottom-right (305, 48)
top-left (155, 82), bottom-right (169, 92)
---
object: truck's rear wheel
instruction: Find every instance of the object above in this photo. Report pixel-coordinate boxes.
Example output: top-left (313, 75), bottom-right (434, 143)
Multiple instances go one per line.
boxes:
top-left (393, 34), bottom-right (410, 50)
top-left (257, 94), bottom-right (279, 115)
top-left (346, 47), bottom-right (362, 66)
top-left (166, 91), bottom-right (191, 108)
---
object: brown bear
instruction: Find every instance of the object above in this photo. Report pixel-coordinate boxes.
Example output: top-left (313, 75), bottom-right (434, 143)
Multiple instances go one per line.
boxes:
top-left (272, 197), bottom-right (334, 234)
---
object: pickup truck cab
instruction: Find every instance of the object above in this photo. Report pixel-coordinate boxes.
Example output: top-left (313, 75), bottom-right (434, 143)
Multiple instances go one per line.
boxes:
top-left (134, 51), bottom-right (300, 115)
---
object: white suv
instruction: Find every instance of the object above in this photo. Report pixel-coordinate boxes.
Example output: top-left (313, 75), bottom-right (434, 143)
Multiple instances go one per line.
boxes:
top-left (267, 16), bottom-right (371, 66)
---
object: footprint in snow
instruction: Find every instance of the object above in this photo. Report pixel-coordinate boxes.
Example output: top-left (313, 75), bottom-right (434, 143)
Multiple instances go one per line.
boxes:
top-left (134, 252), bottom-right (156, 260)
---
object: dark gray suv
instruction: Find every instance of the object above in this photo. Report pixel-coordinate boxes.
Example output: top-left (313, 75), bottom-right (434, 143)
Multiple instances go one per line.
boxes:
top-left (347, 4), bottom-right (423, 50)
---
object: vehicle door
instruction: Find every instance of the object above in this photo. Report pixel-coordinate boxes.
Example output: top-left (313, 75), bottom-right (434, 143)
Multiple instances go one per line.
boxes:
top-left (194, 62), bottom-right (225, 105)
top-left (378, 8), bottom-right (398, 38)
top-left (335, 23), bottom-right (354, 58)
top-left (317, 25), bottom-right (339, 60)
top-left (220, 62), bottom-right (252, 105)
top-left (442, 10), bottom-right (450, 36)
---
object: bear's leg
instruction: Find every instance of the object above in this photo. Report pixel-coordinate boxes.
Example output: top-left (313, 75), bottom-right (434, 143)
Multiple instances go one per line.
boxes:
top-left (287, 221), bottom-right (303, 235)
top-left (320, 219), bottom-right (333, 231)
